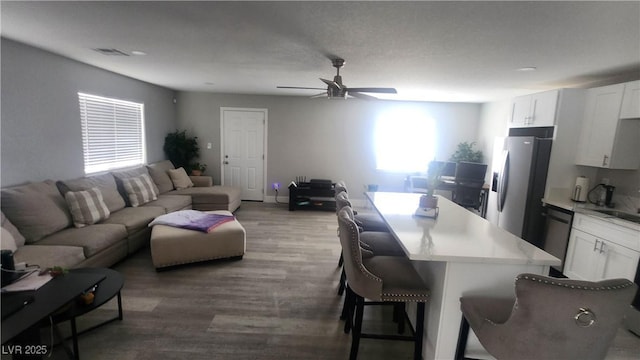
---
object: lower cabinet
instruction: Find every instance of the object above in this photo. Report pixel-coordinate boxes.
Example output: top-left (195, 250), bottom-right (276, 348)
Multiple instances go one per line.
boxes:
top-left (564, 228), bottom-right (639, 281)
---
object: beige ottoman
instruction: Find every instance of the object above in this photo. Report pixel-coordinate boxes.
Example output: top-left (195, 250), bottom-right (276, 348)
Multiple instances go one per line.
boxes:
top-left (150, 210), bottom-right (246, 269)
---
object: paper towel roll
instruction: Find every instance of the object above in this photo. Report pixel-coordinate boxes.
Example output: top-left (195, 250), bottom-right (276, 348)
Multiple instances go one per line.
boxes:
top-left (572, 176), bottom-right (590, 202)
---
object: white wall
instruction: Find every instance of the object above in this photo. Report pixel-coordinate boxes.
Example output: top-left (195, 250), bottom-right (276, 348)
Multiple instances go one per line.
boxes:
top-left (176, 92), bottom-right (481, 200)
top-left (1, 39), bottom-right (177, 186)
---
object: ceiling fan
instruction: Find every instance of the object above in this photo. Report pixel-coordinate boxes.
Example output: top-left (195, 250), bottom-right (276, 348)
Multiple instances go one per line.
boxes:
top-left (277, 58), bottom-right (397, 100)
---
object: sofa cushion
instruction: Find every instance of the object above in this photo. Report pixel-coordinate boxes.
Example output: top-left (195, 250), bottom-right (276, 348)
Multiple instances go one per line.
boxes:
top-left (1, 211), bottom-right (25, 248)
top-left (190, 176), bottom-right (213, 187)
top-left (1, 180), bottom-right (72, 243)
top-left (101, 206), bottom-right (165, 235)
top-left (14, 244), bottom-right (85, 270)
top-left (111, 166), bottom-right (151, 180)
top-left (36, 223), bottom-right (127, 258)
top-left (147, 160), bottom-right (176, 194)
top-left (65, 187), bottom-right (111, 228)
top-left (122, 174), bottom-right (159, 207)
top-left (58, 173), bottom-right (126, 213)
top-left (171, 186), bottom-right (241, 206)
top-left (143, 194), bottom-right (192, 213)
top-left (168, 167), bottom-right (194, 190)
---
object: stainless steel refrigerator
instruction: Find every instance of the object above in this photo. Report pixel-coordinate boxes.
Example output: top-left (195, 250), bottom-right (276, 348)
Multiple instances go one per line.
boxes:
top-left (491, 136), bottom-right (552, 248)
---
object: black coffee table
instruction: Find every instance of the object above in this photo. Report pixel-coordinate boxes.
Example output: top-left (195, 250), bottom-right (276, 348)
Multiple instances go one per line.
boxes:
top-left (1, 268), bottom-right (123, 360)
top-left (51, 268), bottom-right (124, 360)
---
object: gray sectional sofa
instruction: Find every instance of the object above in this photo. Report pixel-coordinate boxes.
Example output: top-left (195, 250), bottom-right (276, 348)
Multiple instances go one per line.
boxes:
top-left (0, 160), bottom-right (241, 270)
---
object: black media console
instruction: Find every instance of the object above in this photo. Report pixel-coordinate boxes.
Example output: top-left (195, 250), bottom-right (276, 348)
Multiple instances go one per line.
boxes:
top-left (288, 180), bottom-right (336, 211)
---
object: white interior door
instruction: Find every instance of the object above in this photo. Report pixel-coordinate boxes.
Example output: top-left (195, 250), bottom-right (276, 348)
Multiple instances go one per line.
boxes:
top-left (221, 108), bottom-right (266, 201)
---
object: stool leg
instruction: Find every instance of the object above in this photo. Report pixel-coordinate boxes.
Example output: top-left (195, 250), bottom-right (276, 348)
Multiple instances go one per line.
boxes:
top-left (349, 295), bottom-right (364, 360)
top-left (338, 268), bottom-right (346, 295)
top-left (414, 302), bottom-right (425, 360)
top-left (340, 283), bottom-right (350, 320)
top-left (344, 286), bottom-right (355, 333)
top-left (396, 303), bottom-right (406, 334)
top-left (454, 315), bottom-right (471, 360)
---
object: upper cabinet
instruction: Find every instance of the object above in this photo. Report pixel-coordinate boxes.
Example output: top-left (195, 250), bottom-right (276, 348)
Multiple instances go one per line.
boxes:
top-left (620, 80), bottom-right (640, 119)
top-left (509, 90), bottom-right (559, 128)
top-left (575, 82), bottom-right (640, 169)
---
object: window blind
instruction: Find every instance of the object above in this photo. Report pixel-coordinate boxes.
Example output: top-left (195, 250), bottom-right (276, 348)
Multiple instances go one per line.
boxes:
top-left (78, 93), bottom-right (146, 174)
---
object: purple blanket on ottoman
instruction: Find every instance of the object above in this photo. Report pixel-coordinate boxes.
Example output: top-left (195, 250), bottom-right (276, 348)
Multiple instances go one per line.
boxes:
top-left (149, 210), bottom-right (235, 233)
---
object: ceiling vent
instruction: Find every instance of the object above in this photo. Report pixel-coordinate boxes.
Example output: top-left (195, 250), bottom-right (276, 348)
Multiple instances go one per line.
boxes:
top-left (93, 48), bottom-right (129, 56)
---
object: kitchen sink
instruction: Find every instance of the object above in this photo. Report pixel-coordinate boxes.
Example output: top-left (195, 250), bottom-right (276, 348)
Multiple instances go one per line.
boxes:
top-left (593, 209), bottom-right (640, 224)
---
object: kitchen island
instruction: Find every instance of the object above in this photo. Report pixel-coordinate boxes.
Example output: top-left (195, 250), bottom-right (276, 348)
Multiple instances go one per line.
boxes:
top-left (365, 192), bottom-right (560, 360)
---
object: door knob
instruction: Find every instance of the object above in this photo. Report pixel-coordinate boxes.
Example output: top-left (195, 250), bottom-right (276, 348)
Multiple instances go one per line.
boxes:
top-left (224, 161), bottom-right (229, 165)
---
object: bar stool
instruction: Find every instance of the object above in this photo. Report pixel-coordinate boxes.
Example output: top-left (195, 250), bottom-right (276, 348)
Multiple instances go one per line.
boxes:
top-left (454, 273), bottom-right (637, 360)
top-left (335, 194), bottom-right (405, 296)
top-left (334, 182), bottom-right (389, 233)
top-left (337, 207), bottom-right (430, 360)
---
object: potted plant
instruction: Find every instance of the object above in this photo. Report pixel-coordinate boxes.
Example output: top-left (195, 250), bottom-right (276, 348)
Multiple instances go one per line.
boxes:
top-left (420, 161), bottom-right (442, 209)
top-left (449, 141), bottom-right (483, 163)
top-left (163, 130), bottom-right (200, 172)
top-left (191, 163), bottom-right (207, 176)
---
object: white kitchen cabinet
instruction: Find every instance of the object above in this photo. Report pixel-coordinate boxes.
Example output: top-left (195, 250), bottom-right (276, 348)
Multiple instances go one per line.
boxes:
top-left (620, 80), bottom-right (640, 119)
top-left (509, 90), bottom-right (558, 127)
top-left (575, 83), bottom-right (640, 169)
top-left (564, 213), bottom-right (640, 281)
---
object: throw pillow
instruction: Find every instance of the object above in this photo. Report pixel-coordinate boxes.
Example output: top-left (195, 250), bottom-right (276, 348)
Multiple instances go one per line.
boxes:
top-left (59, 173), bottom-right (126, 213)
top-left (64, 187), bottom-right (111, 228)
top-left (122, 173), bottom-right (159, 207)
top-left (167, 167), bottom-right (194, 190)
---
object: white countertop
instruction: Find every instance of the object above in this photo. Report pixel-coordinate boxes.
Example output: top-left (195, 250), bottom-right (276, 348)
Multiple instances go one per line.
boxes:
top-left (366, 192), bottom-right (561, 266)
top-left (543, 193), bottom-right (640, 232)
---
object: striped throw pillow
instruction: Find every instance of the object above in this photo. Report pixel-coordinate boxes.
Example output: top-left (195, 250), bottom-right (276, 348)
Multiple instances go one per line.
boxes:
top-left (122, 173), bottom-right (159, 207)
top-left (65, 187), bottom-right (111, 228)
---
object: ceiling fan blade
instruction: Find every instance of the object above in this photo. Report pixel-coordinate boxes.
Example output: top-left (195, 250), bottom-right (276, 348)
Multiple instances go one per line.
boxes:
top-left (320, 78), bottom-right (341, 89)
top-left (277, 86), bottom-right (327, 90)
top-left (310, 92), bottom-right (328, 99)
top-left (348, 87), bottom-right (397, 94)
top-left (348, 92), bottom-right (378, 100)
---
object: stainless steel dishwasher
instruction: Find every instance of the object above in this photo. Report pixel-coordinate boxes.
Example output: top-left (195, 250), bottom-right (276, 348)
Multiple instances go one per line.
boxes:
top-left (541, 205), bottom-right (573, 273)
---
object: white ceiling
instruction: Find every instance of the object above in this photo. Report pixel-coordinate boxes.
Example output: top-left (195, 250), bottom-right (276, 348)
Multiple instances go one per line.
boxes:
top-left (2, 1), bottom-right (639, 103)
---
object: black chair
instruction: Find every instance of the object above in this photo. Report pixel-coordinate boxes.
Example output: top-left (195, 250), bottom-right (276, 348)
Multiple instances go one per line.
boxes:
top-left (452, 162), bottom-right (487, 211)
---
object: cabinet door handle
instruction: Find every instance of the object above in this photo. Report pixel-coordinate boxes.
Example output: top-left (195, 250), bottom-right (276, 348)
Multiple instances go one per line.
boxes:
top-left (593, 239), bottom-right (599, 252)
top-left (602, 155), bottom-right (609, 167)
top-left (599, 241), bottom-right (606, 254)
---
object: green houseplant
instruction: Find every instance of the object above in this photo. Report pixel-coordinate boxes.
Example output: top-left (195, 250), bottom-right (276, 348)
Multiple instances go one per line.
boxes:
top-left (163, 130), bottom-right (201, 173)
top-left (449, 141), bottom-right (483, 163)
top-left (191, 162), bottom-right (207, 176)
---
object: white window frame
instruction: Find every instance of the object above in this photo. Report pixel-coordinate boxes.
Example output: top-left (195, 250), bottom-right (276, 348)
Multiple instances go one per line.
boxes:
top-left (78, 92), bottom-right (146, 174)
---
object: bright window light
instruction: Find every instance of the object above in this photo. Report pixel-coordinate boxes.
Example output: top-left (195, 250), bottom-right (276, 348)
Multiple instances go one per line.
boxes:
top-left (374, 108), bottom-right (436, 173)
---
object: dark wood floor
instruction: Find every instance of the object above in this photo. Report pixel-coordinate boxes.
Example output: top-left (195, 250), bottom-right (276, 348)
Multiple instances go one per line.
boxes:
top-left (39, 202), bottom-right (640, 359)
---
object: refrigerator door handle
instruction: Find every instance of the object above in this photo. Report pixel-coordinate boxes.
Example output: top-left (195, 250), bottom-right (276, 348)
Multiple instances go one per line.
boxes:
top-left (497, 150), bottom-right (509, 212)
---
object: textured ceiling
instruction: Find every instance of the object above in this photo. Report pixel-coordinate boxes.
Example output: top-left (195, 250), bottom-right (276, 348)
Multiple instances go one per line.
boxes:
top-left (2, 1), bottom-right (639, 103)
